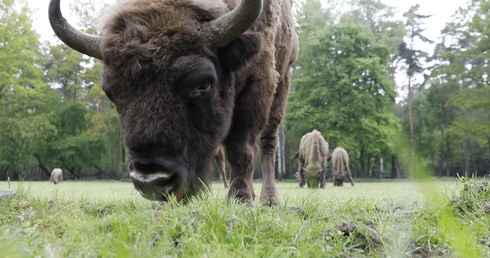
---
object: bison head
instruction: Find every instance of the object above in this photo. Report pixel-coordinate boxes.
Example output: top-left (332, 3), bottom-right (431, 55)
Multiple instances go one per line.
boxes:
top-left (49, 0), bottom-right (263, 202)
top-left (304, 165), bottom-right (323, 188)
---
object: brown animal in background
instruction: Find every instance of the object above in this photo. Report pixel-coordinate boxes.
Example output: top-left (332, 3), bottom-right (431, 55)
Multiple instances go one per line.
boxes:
top-left (297, 130), bottom-right (329, 188)
top-left (49, 0), bottom-right (299, 204)
top-left (50, 168), bottom-right (63, 184)
top-left (331, 147), bottom-right (355, 186)
top-left (213, 146), bottom-right (228, 188)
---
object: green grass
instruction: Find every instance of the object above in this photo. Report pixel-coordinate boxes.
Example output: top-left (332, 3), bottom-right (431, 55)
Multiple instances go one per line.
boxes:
top-left (1, 179), bottom-right (489, 257)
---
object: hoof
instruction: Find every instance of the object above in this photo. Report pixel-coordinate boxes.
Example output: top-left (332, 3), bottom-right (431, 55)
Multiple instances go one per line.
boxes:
top-left (260, 194), bottom-right (280, 206)
top-left (228, 186), bottom-right (253, 205)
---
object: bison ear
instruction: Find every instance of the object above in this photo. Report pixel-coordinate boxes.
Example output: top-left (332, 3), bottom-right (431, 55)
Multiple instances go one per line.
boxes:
top-left (218, 32), bottom-right (262, 72)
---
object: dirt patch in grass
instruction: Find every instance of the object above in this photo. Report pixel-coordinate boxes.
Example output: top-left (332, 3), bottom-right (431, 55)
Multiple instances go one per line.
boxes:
top-left (338, 218), bottom-right (382, 244)
top-left (320, 217), bottom-right (384, 254)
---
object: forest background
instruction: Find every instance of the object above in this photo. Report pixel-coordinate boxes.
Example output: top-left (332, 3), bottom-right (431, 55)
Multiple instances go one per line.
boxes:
top-left (1, 0), bottom-right (489, 181)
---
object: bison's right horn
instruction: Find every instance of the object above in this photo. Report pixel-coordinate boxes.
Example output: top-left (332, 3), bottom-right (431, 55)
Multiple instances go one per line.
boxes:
top-left (48, 0), bottom-right (103, 60)
top-left (207, 0), bottom-right (263, 47)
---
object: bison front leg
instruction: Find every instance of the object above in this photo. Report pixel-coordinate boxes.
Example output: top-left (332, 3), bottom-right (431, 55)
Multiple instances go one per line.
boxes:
top-left (225, 131), bottom-right (257, 204)
top-left (298, 161), bottom-right (305, 188)
top-left (258, 76), bottom-right (292, 205)
top-left (346, 167), bottom-right (355, 186)
top-left (259, 135), bottom-right (280, 205)
top-left (320, 165), bottom-right (327, 188)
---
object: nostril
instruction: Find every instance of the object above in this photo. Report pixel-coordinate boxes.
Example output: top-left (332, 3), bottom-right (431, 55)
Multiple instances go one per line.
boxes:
top-left (133, 161), bottom-right (163, 174)
top-left (130, 171), bottom-right (180, 201)
top-left (154, 174), bottom-right (178, 193)
top-left (130, 154), bottom-right (185, 175)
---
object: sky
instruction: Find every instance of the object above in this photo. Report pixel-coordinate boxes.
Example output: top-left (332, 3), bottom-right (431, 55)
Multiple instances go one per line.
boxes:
top-left (382, 0), bottom-right (468, 51)
top-left (33, 0), bottom-right (468, 46)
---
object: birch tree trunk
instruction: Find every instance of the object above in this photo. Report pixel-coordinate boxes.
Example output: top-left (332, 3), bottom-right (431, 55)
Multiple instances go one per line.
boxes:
top-left (276, 122), bottom-right (286, 180)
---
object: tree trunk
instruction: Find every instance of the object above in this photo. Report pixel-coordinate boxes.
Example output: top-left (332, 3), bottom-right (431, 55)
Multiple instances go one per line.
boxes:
top-left (1, 166), bottom-right (10, 181)
top-left (116, 139), bottom-right (122, 178)
top-left (445, 70), bottom-right (452, 177)
top-left (120, 136), bottom-right (126, 179)
top-left (463, 127), bottom-right (470, 176)
top-left (461, 79), bottom-right (470, 177)
top-left (280, 124), bottom-right (286, 179)
top-left (488, 137), bottom-right (490, 175)
top-left (379, 157), bottom-right (384, 178)
top-left (408, 76), bottom-right (415, 179)
top-left (12, 156), bottom-right (19, 181)
top-left (359, 146), bottom-right (365, 178)
top-left (367, 156), bottom-right (371, 178)
top-left (437, 128), bottom-right (444, 177)
top-left (391, 155), bottom-right (395, 178)
top-left (276, 122), bottom-right (285, 180)
top-left (445, 135), bottom-right (451, 177)
top-left (34, 154), bottom-right (53, 178)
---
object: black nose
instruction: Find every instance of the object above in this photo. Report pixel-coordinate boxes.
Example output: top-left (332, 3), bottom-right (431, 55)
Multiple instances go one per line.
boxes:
top-left (128, 153), bottom-right (187, 201)
top-left (130, 170), bottom-right (177, 201)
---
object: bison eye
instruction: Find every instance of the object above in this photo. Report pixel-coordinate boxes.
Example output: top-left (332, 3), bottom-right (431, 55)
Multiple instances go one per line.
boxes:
top-left (189, 81), bottom-right (213, 98)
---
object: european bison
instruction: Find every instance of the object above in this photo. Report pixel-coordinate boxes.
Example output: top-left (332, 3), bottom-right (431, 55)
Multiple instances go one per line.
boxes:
top-left (331, 147), bottom-right (355, 186)
top-left (49, 0), bottom-right (298, 204)
top-left (50, 168), bottom-right (63, 184)
top-left (296, 130), bottom-right (329, 188)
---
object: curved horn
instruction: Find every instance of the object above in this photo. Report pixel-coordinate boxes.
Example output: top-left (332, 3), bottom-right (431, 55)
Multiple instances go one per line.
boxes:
top-left (48, 0), bottom-right (102, 60)
top-left (207, 0), bottom-right (263, 47)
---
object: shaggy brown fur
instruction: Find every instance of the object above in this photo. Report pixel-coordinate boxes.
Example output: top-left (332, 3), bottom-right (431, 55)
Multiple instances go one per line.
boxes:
top-left (50, 168), bottom-right (63, 184)
top-left (50, 0), bottom-right (298, 204)
top-left (297, 130), bottom-right (329, 188)
top-left (331, 147), bottom-right (355, 187)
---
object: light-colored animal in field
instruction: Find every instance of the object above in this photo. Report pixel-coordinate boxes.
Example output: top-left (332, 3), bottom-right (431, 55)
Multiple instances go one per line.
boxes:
top-left (213, 145), bottom-right (228, 188)
top-left (331, 147), bottom-right (354, 186)
top-left (297, 130), bottom-right (329, 188)
top-left (50, 168), bottom-right (63, 184)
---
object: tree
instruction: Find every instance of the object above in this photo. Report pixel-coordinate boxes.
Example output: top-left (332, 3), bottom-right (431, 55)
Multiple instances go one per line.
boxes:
top-left (0, 0), bottom-right (55, 180)
top-left (287, 24), bottom-right (399, 177)
top-left (340, 0), bottom-right (405, 55)
top-left (397, 4), bottom-right (432, 177)
top-left (428, 0), bottom-right (490, 176)
top-left (38, 0), bottom-right (125, 179)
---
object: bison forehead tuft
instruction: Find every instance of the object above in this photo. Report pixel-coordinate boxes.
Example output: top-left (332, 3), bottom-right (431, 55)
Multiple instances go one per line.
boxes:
top-left (100, 1), bottom-right (227, 80)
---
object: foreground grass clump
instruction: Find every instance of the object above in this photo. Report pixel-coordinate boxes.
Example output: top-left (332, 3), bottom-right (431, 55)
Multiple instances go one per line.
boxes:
top-left (446, 176), bottom-right (490, 255)
top-left (0, 180), bottom-right (489, 257)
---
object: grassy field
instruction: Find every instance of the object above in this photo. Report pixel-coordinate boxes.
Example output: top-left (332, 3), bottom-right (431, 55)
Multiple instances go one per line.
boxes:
top-left (1, 178), bottom-right (489, 257)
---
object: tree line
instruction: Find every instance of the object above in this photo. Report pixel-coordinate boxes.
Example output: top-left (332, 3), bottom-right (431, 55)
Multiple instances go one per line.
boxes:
top-left (0, 0), bottom-right (489, 181)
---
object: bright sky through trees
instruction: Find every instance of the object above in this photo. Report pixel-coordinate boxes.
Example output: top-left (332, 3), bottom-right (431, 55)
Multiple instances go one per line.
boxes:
top-left (31, 0), bottom-right (466, 46)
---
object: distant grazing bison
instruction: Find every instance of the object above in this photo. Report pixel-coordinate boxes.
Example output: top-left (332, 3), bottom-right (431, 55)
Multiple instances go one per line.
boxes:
top-left (50, 168), bottom-right (63, 184)
top-left (331, 147), bottom-right (355, 186)
top-left (296, 130), bottom-right (329, 188)
top-left (49, 0), bottom-right (298, 204)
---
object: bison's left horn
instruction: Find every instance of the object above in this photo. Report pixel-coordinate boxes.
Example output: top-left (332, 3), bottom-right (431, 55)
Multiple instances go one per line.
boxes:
top-left (207, 0), bottom-right (263, 47)
top-left (48, 0), bottom-right (103, 60)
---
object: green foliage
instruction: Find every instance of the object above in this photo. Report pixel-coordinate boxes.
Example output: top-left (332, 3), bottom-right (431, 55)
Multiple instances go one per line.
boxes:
top-left (450, 175), bottom-right (490, 215)
top-left (440, 175), bottom-right (490, 257)
top-left (407, 0), bottom-right (490, 177)
top-left (0, 0), bottom-right (124, 180)
top-left (287, 24), bottom-right (399, 175)
top-left (0, 0), bottom-right (52, 175)
top-left (340, 0), bottom-right (405, 54)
